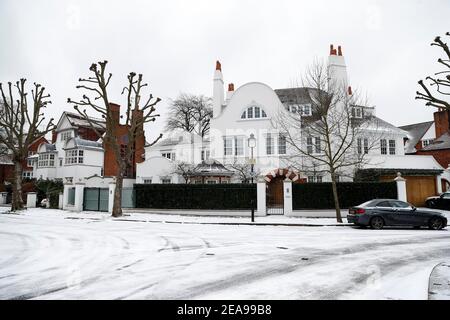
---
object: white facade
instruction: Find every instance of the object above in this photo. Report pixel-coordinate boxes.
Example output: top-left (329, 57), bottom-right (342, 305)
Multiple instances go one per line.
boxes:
top-left (138, 46), bottom-right (411, 183)
top-left (32, 112), bottom-right (104, 182)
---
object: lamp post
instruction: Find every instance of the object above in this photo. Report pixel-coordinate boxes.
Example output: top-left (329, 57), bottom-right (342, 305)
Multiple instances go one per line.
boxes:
top-left (248, 133), bottom-right (256, 222)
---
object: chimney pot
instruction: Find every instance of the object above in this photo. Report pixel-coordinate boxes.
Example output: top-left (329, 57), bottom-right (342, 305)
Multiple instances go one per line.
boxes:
top-left (215, 60), bottom-right (222, 71)
top-left (228, 83), bottom-right (234, 91)
top-left (330, 44), bottom-right (335, 55)
top-left (348, 86), bottom-right (352, 95)
top-left (338, 45), bottom-right (343, 56)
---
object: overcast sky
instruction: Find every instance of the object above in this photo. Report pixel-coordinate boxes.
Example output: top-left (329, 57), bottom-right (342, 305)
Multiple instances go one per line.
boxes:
top-left (1, 0), bottom-right (449, 141)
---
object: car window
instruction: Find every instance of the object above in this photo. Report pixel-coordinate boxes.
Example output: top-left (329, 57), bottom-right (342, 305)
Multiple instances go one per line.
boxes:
top-left (359, 200), bottom-right (378, 207)
top-left (376, 201), bottom-right (391, 207)
top-left (390, 200), bottom-right (410, 208)
top-left (442, 193), bottom-right (450, 199)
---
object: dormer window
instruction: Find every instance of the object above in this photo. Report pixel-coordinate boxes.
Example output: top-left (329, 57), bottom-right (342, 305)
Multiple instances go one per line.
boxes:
top-left (352, 107), bottom-right (362, 119)
top-left (287, 104), bottom-right (312, 116)
top-left (60, 131), bottom-right (72, 142)
top-left (241, 106), bottom-right (268, 120)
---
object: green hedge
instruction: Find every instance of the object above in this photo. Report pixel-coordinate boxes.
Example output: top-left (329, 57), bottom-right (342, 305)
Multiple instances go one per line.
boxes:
top-left (135, 184), bottom-right (257, 210)
top-left (292, 182), bottom-right (397, 209)
top-left (35, 179), bottom-right (63, 208)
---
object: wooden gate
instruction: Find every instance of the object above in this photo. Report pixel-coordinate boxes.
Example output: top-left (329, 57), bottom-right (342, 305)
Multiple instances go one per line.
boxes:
top-left (266, 176), bottom-right (284, 215)
top-left (381, 175), bottom-right (437, 207)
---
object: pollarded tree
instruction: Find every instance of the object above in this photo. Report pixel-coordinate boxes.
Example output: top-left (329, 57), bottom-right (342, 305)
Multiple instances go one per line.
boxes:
top-left (68, 61), bottom-right (162, 217)
top-left (166, 93), bottom-right (212, 137)
top-left (273, 61), bottom-right (381, 223)
top-left (416, 32), bottom-right (450, 109)
top-left (172, 161), bottom-right (195, 183)
top-left (0, 79), bottom-right (55, 211)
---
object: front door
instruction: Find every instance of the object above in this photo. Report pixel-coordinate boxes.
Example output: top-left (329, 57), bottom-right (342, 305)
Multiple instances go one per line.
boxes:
top-left (266, 177), bottom-right (284, 215)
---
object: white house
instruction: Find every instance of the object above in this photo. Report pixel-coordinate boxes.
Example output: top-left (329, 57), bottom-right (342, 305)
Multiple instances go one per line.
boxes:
top-left (137, 45), bottom-right (414, 184)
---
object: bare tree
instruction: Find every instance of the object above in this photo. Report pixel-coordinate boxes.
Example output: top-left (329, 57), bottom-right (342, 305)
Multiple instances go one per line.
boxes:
top-left (227, 159), bottom-right (261, 183)
top-left (416, 32), bottom-right (450, 109)
top-left (68, 60), bottom-right (162, 217)
top-left (166, 93), bottom-right (212, 137)
top-left (273, 61), bottom-right (380, 223)
top-left (172, 161), bottom-right (195, 183)
top-left (0, 79), bottom-right (54, 211)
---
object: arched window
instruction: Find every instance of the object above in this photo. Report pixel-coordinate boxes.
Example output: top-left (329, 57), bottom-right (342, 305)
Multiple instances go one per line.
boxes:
top-left (241, 106), bottom-right (268, 119)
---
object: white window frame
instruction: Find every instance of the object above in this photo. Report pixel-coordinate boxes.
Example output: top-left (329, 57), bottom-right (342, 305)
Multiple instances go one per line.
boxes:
top-left (65, 149), bottom-right (84, 165)
top-left (240, 106), bottom-right (268, 120)
top-left (352, 107), bottom-right (362, 118)
top-left (60, 131), bottom-right (72, 142)
top-left (235, 137), bottom-right (244, 156)
top-left (278, 134), bottom-right (287, 155)
top-left (224, 137), bottom-right (233, 156)
top-left (161, 178), bottom-right (171, 184)
top-left (266, 134), bottom-right (274, 155)
top-left (38, 153), bottom-right (56, 168)
top-left (380, 139), bottom-right (387, 155)
top-left (389, 139), bottom-right (396, 155)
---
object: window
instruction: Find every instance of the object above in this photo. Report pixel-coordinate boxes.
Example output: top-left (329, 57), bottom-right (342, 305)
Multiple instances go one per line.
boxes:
top-left (59, 158), bottom-right (63, 167)
top-left (60, 131), bottom-right (72, 142)
top-left (380, 139), bottom-right (387, 155)
top-left (377, 201), bottom-right (391, 207)
top-left (278, 134), bottom-right (287, 155)
top-left (364, 139), bottom-right (369, 154)
top-left (390, 200), bottom-right (410, 208)
top-left (161, 178), bottom-right (171, 184)
top-left (301, 104), bottom-right (312, 116)
top-left (38, 153), bottom-right (56, 167)
top-left (352, 107), bottom-right (362, 118)
top-left (247, 107), bottom-right (253, 119)
top-left (161, 152), bottom-right (176, 160)
top-left (290, 105), bottom-right (297, 113)
top-left (143, 179), bottom-right (152, 184)
top-left (307, 137), bottom-right (313, 154)
top-left (308, 176), bottom-right (322, 183)
top-left (254, 107), bottom-right (261, 118)
top-left (67, 188), bottom-right (75, 205)
top-left (65, 149), bottom-right (84, 165)
top-left (235, 137), bottom-right (244, 156)
top-left (240, 106), bottom-right (268, 120)
top-left (423, 139), bottom-right (434, 147)
top-left (224, 137), bottom-right (233, 156)
top-left (207, 180), bottom-right (217, 184)
top-left (266, 134), bottom-right (274, 155)
top-left (389, 140), bottom-right (396, 155)
top-left (27, 158), bottom-right (34, 167)
top-left (22, 171), bottom-right (33, 179)
top-left (315, 137), bottom-right (321, 154)
top-left (357, 138), bottom-right (362, 154)
top-left (201, 150), bottom-right (210, 161)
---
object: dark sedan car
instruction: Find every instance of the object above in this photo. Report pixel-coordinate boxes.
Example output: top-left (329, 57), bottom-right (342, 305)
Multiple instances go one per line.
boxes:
top-left (425, 192), bottom-right (450, 210)
top-left (347, 199), bottom-right (447, 230)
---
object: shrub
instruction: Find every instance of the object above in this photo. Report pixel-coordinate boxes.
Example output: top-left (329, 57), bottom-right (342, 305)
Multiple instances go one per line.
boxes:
top-left (35, 179), bottom-right (63, 208)
top-left (135, 183), bottom-right (257, 210)
top-left (292, 182), bottom-right (397, 209)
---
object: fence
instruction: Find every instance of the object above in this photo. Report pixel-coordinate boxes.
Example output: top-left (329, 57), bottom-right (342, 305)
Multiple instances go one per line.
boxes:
top-left (292, 182), bottom-right (398, 210)
top-left (134, 183), bottom-right (257, 210)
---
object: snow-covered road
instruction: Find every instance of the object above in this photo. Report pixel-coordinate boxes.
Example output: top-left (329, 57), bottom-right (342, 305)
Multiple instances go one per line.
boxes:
top-left (0, 208), bottom-right (449, 300)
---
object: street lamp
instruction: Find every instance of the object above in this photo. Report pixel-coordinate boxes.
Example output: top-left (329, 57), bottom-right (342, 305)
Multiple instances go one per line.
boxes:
top-left (248, 133), bottom-right (256, 222)
top-left (248, 133), bottom-right (256, 183)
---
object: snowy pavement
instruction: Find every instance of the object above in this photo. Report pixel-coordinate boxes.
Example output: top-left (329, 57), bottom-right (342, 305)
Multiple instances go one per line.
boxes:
top-left (0, 208), bottom-right (450, 300)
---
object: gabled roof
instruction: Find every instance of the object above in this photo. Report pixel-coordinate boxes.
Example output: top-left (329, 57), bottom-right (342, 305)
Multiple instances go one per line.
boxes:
top-left (421, 132), bottom-right (450, 151)
top-left (274, 87), bottom-right (318, 105)
top-left (364, 116), bottom-right (409, 135)
top-left (56, 111), bottom-right (105, 132)
top-left (399, 121), bottom-right (434, 154)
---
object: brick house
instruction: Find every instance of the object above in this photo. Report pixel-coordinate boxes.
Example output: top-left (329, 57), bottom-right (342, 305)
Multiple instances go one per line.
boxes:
top-left (400, 109), bottom-right (450, 192)
top-left (0, 136), bottom-right (49, 184)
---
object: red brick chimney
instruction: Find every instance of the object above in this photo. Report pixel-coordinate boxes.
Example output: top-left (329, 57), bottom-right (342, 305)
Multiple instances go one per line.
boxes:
top-left (434, 109), bottom-right (450, 138)
top-left (228, 83), bottom-right (234, 91)
top-left (338, 45), bottom-right (343, 56)
top-left (216, 60), bottom-right (222, 72)
top-left (348, 86), bottom-right (352, 95)
top-left (108, 102), bottom-right (121, 126)
top-left (330, 44), bottom-right (336, 55)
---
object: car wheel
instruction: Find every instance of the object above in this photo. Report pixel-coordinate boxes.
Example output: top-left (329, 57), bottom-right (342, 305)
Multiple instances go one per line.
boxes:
top-left (429, 217), bottom-right (444, 230)
top-left (370, 217), bottom-right (384, 230)
top-left (426, 200), bottom-right (435, 208)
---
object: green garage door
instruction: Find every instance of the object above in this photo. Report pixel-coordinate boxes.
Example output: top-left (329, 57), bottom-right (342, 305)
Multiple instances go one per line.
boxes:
top-left (84, 188), bottom-right (109, 212)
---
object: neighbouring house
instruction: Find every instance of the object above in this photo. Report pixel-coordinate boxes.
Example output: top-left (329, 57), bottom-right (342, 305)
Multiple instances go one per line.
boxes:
top-left (0, 136), bottom-right (48, 184)
top-left (30, 105), bottom-right (146, 212)
top-left (400, 109), bottom-right (450, 193)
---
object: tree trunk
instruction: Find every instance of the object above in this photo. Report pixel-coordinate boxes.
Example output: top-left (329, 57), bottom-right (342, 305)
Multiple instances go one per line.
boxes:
top-left (330, 171), bottom-right (342, 223)
top-left (11, 162), bottom-right (24, 212)
top-left (112, 174), bottom-right (123, 217)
